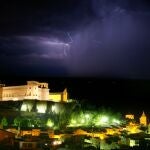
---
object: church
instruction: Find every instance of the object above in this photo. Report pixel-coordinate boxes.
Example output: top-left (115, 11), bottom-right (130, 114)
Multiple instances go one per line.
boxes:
top-left (0, 81), bottom-right (68, 102)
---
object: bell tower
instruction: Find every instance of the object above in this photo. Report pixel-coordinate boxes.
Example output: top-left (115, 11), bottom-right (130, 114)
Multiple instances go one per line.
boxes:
top-left (140, 111), bottom-right (147, 126)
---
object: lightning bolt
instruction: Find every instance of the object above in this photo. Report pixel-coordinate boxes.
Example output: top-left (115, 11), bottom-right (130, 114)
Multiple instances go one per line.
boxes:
top-left (67, 32), bottom-right (73, 43)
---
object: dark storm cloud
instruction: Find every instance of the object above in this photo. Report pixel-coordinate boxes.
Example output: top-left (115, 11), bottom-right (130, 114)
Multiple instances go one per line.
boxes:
top-left (0, 0), bottom-right (150, 78)
top-left (66, 0), bottom-right (150, 78)
top-left (0, 33), bottom-right (70, 67)
top-left (0, 34), bottom-right (71, 76)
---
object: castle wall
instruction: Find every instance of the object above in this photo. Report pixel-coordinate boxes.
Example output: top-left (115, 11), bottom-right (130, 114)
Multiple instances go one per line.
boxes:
top-left (49, 89), bottom-right (68, 102)
top-left (0, 87), bottom-right (3, 100)
top-left (2, 85), bottom-right (27, 101)
top-left (0, 81), bottom-right (67, 102)
top-left (49, 93), bottom-right (62, 102)
top-left (38, 88), bottom-right (49, 100)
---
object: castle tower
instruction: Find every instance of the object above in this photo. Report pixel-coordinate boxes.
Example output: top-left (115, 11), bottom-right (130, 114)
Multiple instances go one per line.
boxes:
top-left (62, 88), bottom-right (68, 102)
top-left (140, 111), bottom-right (147, 126)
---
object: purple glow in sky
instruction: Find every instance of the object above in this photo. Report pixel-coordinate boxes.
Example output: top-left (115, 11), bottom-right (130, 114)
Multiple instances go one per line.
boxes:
top-left (0, 0), bottom-right (150, 78)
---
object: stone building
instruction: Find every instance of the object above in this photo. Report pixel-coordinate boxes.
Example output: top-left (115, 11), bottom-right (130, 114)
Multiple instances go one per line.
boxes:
top-left (139, 111), bottom-right (147, 126)
top-left (0, 81), bottom-right (68, 102)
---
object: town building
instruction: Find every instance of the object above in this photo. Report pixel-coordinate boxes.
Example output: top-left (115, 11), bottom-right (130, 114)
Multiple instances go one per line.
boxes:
top-left (125, 114), bottom-right (134, 120)
top-left (0, 129), bottom-right (15, 147)
top-left (140, 111), bottom-right (147, 126)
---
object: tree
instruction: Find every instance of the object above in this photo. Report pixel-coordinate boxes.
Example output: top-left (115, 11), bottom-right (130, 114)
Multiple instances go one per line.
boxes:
top-left (1, 117), bottom-right (8, 127)
top-left (13, 117), bottom-right (21, 127)
top-left (33, 118), bottom-right (42, 127)
top-left (46, 118), bottom-right (54, 128)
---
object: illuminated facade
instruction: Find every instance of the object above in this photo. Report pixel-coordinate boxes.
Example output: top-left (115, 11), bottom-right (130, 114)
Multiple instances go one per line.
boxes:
top-left (49, 88), bottom-right (68, 102)
top-left (139, 111), bottom-right (147, 126)
top-left (0, 81), bottom-right (68, 102)
top-left (125, 114), bottom-right (134, 120)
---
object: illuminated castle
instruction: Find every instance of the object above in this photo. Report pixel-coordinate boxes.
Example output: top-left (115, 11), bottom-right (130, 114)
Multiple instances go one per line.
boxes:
top-left (139, 111), bottom-right (147, 126)
top-left (0, 81), bottom-right (68, 102)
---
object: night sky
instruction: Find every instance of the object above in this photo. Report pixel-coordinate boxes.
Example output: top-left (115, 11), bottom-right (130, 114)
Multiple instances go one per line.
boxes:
top-left (0, 1), bottom-right (150, 112)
